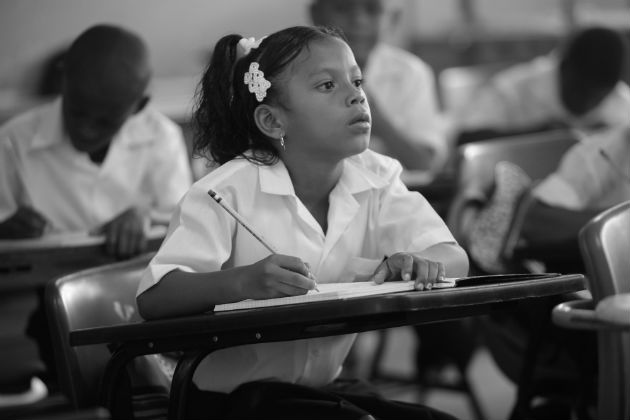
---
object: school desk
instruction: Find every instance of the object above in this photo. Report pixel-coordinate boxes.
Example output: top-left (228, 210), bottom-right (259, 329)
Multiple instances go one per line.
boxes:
top-left (69, 273), bottom-right (585, 419)
top-left (0, 228), bottom-right (166, 352)
top-left (0, 227), bottom-right (166, 294)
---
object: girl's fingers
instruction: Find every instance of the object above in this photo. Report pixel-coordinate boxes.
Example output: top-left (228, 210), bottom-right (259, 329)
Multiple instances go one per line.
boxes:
top-left (425, 262), bottom-right (439, 290)
top-left (274, 255), bottom-right (311, 278)
top-left (369, 261), bottom-right (390, 284)
top-left (401, 254), bottom-right (413, 282)
top-left (413, 260), bottom-right (429, 290)
top-left (437, 262), bottom-right (446, 284)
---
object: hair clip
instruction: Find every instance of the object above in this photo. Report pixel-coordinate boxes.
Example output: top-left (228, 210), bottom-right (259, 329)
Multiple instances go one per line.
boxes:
top-left (237, 37), bottom-right (265, 58)
top-left (244, 62), bottom-right (271, 102)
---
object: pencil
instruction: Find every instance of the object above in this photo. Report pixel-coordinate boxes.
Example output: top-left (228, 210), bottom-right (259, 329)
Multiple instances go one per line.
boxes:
top-left (207, 189), bottom-right (319, 291)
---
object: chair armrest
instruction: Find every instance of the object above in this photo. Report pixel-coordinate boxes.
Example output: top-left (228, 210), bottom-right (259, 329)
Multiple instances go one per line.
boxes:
top-left (553, 299), bottom-right (630, 331)
top-left (596, 294), bottom-right (630, 328)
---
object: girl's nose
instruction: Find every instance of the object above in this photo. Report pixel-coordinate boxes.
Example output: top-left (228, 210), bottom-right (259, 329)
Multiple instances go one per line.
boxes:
top-left (347, 87), bottom-right (366, 107)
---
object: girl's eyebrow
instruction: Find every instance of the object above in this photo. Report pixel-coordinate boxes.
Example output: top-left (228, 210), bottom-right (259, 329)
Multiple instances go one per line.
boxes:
top-left (307, 64), bottom-right (362, 79)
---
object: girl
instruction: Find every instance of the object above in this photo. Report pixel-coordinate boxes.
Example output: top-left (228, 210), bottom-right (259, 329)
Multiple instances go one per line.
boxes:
top-left (137, 26), bottom-right (468, 419)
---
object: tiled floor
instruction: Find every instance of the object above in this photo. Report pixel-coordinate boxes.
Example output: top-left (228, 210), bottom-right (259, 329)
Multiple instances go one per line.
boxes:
top-left (350, 327), bottom-right (517, 420)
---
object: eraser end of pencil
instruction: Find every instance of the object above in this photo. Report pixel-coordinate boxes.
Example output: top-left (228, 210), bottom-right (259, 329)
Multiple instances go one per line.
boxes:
top-left (208, 189), bottom-right (217, 198)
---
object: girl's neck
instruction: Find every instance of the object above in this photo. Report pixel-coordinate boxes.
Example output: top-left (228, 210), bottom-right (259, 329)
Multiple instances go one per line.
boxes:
top-left (285, 157), bottom-right (342, 200)
top-left (283, 157), bottom-right (343, 234)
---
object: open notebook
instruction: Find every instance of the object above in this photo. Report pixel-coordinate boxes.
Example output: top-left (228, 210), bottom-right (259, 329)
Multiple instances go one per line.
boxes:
top-left (214, 278), bottom-right (456, 312)
top-left (213, 273), bottom-right (559, 312)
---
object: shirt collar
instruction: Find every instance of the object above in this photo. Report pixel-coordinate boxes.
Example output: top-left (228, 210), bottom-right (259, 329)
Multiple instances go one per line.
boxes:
top-left (258, 152), bottom-right (389, 197)
top-left (30, 98), bottom-right (66, 150)
top-left (29, 98), bottom-right (155, 151)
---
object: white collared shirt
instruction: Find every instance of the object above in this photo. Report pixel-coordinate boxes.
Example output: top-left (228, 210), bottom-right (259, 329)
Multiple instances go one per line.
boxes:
top-left (0, 99), bottom-right (192, 232)
top-left (139, 149), bottom-right (456, 393)
top-left (364, 43), bottom-right (451, 178)
top-left (454, 55), bottom-right (630, 132)
top-left (532, 127), bottom-right (630, 210)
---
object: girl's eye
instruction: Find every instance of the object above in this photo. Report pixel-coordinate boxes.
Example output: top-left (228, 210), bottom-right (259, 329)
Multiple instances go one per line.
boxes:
top-left (353, 79), bottom-right (363, 88)
top-left (318, 81), bottom-right (336, 91)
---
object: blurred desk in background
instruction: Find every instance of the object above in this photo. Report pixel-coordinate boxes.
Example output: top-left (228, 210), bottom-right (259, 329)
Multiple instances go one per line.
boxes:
top-left (0, 226), bottom-right (165, 294)
top-left (0, 227), bottom-right (165, 339)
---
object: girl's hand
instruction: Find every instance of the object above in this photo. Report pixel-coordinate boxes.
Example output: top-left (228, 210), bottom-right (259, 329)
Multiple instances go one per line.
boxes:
top-left (369, 252), bottom-right (445, 291)
top-left (242, 254), bottom-right (317, 300)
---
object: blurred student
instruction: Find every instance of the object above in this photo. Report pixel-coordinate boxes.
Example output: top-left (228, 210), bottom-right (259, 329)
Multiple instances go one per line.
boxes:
top-left (310, 0), bottom-right (451, 179)
top-left (518, 126), bottom-right (630, 271)
top-left (455, 26), bottom-right (630, 143)
top-left (0, 24), bottom-right (192, 390)
top-left (0, 24), bottom-right (192, 258)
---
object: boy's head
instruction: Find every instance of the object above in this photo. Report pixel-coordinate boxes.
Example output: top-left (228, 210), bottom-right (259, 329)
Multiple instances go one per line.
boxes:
top-left (61, 24), bottom-right (152, 155)
top-left (558, 26), bottom-right (628, 117)
top-left (310, 0), bottom-right (387, 69)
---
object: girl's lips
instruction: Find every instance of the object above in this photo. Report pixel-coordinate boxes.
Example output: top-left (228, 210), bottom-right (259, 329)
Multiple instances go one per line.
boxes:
top-left (349, 113), bottom-right (371, 125)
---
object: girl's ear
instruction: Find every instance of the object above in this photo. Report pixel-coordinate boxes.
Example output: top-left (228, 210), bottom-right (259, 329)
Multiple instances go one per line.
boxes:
top-left (253, 105), bottom-right (284, 139)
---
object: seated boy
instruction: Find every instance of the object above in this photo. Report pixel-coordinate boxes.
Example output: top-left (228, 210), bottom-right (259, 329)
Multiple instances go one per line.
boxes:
top-left (454, 26), bottom-right (630, 143)
top-left (0, 24), bottom-right (192, 258)
top-left (0, 24), bottom-right (192, 391)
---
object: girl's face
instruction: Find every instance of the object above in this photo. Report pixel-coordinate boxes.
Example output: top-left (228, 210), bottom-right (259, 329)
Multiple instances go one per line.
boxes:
top-left (277, 37), bottom-right (371, 163)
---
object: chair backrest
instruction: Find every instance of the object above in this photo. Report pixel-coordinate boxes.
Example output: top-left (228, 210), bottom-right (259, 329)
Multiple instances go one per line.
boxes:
top-left (578, 200), bottom-right (630, 302)
top-left (578, 200), bottom-right (630, 420)
top-left (45, 253), bottom-right (154, 408)
top-left (447, 129), bottom-right (578, 241)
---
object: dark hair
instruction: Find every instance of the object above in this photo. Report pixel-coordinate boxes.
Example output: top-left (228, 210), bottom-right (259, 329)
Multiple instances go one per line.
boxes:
top-left (193, 25), bottom-right (345, 166)
top-left (561, 26), bottom-right (628, 88)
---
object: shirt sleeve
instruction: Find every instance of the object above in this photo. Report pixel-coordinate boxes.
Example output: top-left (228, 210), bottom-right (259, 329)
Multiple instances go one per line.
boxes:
top-left (147, 120), bottom-right (193, 214)
top-left (454, 81), bottom-right (512, 131)
top-left (531, 140), bottom-right (602, 210)
top-left (137, 182), bottom-right (234, 297)
top-left (400, 62), bottom-right (451, 169)
top-left (0, 136), bottom-right (23, 222)
top-left (375, 160), bottom-right (457, 256)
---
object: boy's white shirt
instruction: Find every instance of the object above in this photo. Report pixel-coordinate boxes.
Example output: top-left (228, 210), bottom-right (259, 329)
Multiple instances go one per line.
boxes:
top-left (0, 99), bottom-right (192, 232)
top-left (454, 54), bottom-right (630, 132)
top-left (532, 127), bottom-right (630, 210)
top-left (364, 43), bottom-right (452, 179)
top-left (140, 149), bottom-right (457, 393)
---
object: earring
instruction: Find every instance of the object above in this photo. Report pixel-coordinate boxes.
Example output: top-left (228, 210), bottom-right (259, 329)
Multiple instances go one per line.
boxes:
top-left (279, 134), bottom-right (286, 151)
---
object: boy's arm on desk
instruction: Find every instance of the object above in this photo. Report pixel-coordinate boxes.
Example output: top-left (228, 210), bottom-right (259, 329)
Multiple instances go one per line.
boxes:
top-left (0, 225), bottom-right (167, 252)
top-left (0, 226), bottom-right (166, 293)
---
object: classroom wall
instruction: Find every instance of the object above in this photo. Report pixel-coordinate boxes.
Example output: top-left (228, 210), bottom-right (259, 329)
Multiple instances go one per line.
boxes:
top-left (0, 0), bottom-right (313, 94)
top-left (0, 0), bottom-right (429, 95)
top-left (0, 0), bottom-right (627, 98)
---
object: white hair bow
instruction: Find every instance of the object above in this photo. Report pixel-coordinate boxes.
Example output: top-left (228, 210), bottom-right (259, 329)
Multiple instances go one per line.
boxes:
top-left (237, 36), bottom-right (265, 58)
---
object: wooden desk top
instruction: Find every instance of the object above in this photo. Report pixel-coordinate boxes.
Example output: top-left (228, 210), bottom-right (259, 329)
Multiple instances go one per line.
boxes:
top-left (71, 273), bottom-right (585, 352)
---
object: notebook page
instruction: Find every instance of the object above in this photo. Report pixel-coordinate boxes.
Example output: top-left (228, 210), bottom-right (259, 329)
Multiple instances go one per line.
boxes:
top-left (213, 280), bottom-right (450, 312)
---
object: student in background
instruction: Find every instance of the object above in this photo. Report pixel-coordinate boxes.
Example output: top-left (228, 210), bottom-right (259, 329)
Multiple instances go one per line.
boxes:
top-left (310, 0), bottom-right (452, 180)
top-left (0, 24), bottom-right (192, 391)
top-left (137, 25), bottom-right (468, 419)
top-left (518, 126), bottom-right (630, 272)
top-left (455, 26), bottom-right (630, 143)
top-left (0, 24), bottom-right (192, 258)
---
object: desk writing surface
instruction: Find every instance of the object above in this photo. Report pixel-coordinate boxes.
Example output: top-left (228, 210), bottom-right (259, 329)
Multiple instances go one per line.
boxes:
top-left (0, 227), bottom-right (165, 293)
top-left (70, 273), bottom-right (585, 349)
top-left (70, 273), bottom-right (584, 420)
